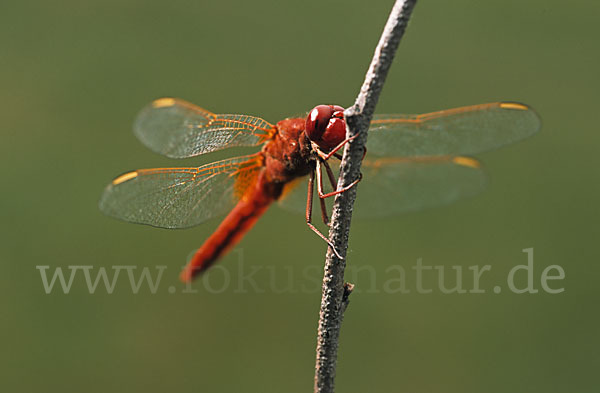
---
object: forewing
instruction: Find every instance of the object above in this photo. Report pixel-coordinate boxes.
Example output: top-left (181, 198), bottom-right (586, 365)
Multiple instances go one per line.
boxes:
top-left (277, 157), bottom-right (486, 218)
top-left (99, 154), bottom-right (263, 229)
top-left (134, 98), bottom-right (275, 158)
top-left (368, 102), bottom-right (540, 157)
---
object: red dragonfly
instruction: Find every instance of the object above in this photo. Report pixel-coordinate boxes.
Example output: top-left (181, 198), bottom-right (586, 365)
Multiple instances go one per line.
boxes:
top-left (99, 98), bottom-right (540, 281)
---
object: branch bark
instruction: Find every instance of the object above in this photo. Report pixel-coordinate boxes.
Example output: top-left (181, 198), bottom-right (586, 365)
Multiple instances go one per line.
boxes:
top-left (313, 1), bottom-right (417, 392)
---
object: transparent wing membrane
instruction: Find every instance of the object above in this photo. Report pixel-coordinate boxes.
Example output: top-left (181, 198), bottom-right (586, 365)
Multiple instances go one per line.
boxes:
top-left (354, 156), bottom-right (486, 217)
top-left (134, 98), bottom-right (275, 158)
top-left (368, 102), bottom-right (540, 157)
top-left (99, 154), bottom-right (263, 229)
top-left (278, 156), bottom-right (486, 218)
top-left (111, 100), bottom-right (538, 224)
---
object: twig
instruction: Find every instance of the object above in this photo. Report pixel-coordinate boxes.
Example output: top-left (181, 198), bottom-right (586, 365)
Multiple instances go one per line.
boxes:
top-left (313, 1), bottom-right (417, 392)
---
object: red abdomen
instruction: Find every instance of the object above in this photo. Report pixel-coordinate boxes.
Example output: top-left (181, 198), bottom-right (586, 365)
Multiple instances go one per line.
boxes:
top-left (180, 170), bottom-right (283, 282)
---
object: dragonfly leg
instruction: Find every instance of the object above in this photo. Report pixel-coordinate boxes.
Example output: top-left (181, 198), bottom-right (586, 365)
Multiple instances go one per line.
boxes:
top-left (323, 159), bottom-right (337, 190)
top-left (306, 166), bottom-right (315, 223)
top-left (317, 159), bottom-right (363, 199)
top-left (306, 167), bottom-right (343, 259)
top-left (328, 143), bottom-right (366, 163)
top-left (317, 133), bottom-right (360, 161)
top-left (317, 164), bottom-right (330, 225)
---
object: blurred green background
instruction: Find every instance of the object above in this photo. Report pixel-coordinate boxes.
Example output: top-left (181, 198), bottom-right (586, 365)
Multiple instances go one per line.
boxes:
top-left (2, 0), bottom-right (598, 391)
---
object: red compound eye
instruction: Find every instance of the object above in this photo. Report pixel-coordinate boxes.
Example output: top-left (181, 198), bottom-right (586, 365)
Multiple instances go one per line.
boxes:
top-left (321, 111), bottom-right (346, 149)
top-left (305, 105), bottom-right (333, 142)
top-left (305, 105), bottom-right (347, 151)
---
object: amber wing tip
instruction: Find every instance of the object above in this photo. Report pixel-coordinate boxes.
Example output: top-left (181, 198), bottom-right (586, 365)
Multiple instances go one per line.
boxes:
top-left (152, 97), bottom-right (177, 108)
top-left (498, 101), bottom-right (531, 111)
top-left (452, 156), bottom-right (481, 169)
top-left (500, 101), bottom-right (542, 133)
top-left (111, 171), bottom-right (138, 185)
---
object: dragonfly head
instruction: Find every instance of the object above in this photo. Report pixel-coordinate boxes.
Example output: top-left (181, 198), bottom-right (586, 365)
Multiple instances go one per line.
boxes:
top-left (305, 105), bottom-right (346, 152)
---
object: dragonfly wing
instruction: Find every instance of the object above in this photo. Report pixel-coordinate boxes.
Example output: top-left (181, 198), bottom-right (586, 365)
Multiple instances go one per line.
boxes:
top-left (277, 156), bottom-right (486, 218)
top-left (368, 102), bottom-right (540, 157)
top-left (134, 98), bottom-right (275, 158)
top-left (353, 156), bottom-right (486, 217)
top-left (277, 176), bottom-right (311, 216)
top-left (99, 154), bottom-right (263, 229)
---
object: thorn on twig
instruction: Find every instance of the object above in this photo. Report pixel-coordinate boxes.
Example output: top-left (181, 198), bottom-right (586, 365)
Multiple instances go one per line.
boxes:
top-left (313, 1), bottom-right (417, 392)
top-left (340, 282), bottom-right (355, 316)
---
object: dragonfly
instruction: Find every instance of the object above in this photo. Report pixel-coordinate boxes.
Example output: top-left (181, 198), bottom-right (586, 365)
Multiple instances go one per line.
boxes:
top-left (99, 98), bottom-right (540, 281)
